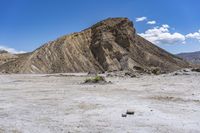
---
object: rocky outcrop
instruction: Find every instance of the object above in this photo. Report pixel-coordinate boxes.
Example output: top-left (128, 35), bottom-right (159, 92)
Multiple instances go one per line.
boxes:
top-left (0, 18), bottom-right (189, 74)
top-left (0, 50), bottom-right (18, 66)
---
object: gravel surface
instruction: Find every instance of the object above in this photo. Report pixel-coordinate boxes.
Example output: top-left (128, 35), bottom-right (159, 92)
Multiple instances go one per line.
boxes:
top-left (0, 72), bottom-right (200, 133)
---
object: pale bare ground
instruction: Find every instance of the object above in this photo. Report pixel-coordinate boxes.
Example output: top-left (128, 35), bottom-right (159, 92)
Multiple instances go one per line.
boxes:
top-left (0, 72), bottom-right (200, 133)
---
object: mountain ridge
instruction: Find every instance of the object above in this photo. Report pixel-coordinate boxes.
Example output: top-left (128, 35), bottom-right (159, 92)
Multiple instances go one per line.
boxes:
top-left (177, 51), bottom-right (200, 65)
top-left (0, 17), bottom-right (189, 74)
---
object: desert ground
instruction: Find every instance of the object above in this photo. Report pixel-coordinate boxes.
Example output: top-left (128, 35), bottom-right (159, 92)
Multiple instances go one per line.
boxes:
top-left (0, 71), bottom-right (200, 133)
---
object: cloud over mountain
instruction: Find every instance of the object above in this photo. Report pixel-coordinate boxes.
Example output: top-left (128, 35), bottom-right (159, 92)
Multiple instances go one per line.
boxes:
top-left (186, 30), bottom-right (200, 41)
top-left (139, 25), bottom-right (185, 45)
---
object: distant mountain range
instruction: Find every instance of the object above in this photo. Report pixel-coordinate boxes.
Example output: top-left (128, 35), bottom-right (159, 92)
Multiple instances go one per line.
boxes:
top-left (177, 51), bottom-right (200, 65)
top-left (0, 18), bottom-right (189, 74)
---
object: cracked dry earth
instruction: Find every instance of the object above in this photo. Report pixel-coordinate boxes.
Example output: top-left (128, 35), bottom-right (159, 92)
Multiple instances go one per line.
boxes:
top-left (0, 72), bottom-right (200, 133)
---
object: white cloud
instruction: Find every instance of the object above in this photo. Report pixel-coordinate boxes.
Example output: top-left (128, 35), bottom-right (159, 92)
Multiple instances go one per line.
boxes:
top-left (186, 30), bottom-right (200, 41)
top-left (139, 24), bottom-right (186, 45)
top-left (0, 45), bottom-right (26, 54)
top-left (162, 24), bottom-right (170, 28)
top-left (136, 17), bottom-right (147, 22)
top-left (147, 20), bottom-right (156, 25)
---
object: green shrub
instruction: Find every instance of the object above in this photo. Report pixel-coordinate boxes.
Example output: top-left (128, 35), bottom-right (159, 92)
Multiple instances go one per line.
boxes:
top-left (151, 68), bottom-right (161, 75)
top-left (84, 76), bottom-right (106, 83)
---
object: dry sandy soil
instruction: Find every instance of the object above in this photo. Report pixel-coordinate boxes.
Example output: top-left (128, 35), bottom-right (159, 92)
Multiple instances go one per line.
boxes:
top-left (0, 72), bottom-right (200, 133)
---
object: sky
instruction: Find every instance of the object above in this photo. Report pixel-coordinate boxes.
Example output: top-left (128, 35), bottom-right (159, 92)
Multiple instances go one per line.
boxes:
top-left (0, 0), bottom-right (200, 54)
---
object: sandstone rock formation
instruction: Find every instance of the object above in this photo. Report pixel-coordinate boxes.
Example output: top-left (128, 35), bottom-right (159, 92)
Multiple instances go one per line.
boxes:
top-left (0, 18), bottom-right (189, 74)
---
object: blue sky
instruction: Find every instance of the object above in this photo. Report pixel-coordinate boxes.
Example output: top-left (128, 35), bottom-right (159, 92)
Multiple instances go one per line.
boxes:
top-left (0, 0), bottom-right (200, 54)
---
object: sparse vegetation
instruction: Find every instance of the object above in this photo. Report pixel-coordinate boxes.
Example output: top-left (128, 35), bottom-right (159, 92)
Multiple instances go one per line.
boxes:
top-left (84, 75), bottom-right (107, 84)
top-left (151, 68), bottom-right (161, 75)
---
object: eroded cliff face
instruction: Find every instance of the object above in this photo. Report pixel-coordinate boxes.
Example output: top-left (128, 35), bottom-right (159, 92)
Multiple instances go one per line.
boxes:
top-left (90, 18), bottom-right (136, 71)
top-left (0, 18), bottom-right (189, 74)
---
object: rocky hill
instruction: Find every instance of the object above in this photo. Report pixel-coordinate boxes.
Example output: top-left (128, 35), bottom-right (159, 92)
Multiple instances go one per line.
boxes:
top-left (0, 18), bottom-right (189, 74)
top-left (177, 51), bottom-right (200, 65)
top-left (0, 50), bottom-right (18, 66)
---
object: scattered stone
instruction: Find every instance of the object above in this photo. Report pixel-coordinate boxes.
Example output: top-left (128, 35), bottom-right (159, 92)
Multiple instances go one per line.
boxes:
top-left (121, 114), bottom-right (127, 117)
top-left (126, 109), bottom-right (135, 115)
top-left (174, 72), bottom-right (179, 76)
top-left (173, 72), bottom-right (190, 76)
top-left (133, 66), bottom-right (144, 72)
top-left (183, 69), bottom-right (190, 72)
top-left (192, 68), bottom-right (200, 72)
top-left (125, 72), bottom-right (137, 78)
top-left (106, 71), bottom-right (138, 78)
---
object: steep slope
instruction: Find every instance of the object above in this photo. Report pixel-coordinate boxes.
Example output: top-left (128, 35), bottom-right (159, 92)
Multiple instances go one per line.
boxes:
top-left (0, 18), bottom-right (189, 74)
top-left (177, 51), bottom-right (200, 64)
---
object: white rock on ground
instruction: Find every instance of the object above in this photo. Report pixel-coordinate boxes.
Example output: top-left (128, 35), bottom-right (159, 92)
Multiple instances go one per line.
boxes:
top-left (0, 72), bottom-right (200, 133)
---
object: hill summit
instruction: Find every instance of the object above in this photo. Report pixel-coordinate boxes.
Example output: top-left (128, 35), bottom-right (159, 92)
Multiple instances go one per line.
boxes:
top-left (0, 18), bottom-right (189, 74)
